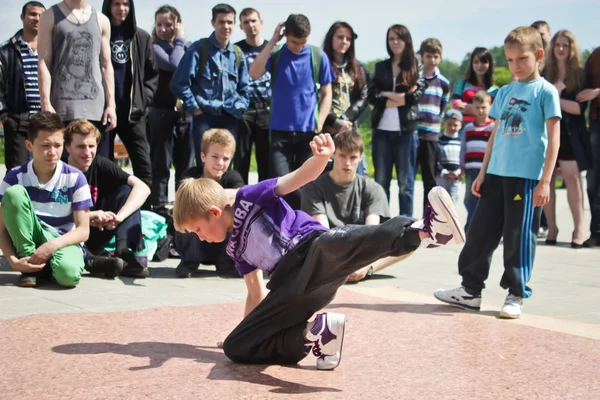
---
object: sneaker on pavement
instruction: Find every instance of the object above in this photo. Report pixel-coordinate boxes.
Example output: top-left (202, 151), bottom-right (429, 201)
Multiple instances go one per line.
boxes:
top-left (412, 186), bottom-right (466, 248)
top-left (119, 249), bottom-right (149, 278)
top-left (499, 294), bottom-right (523, 319)
top-left (434, 286), bottom-right (481, 311)
top-left (85, 255), bottom-right (124, 279)
top-left (304, 312), bottom-right (347, 370)
top-left (175, 261), bottom-right (199, 278)
top-left (19, 273), bottom-right (38, 287)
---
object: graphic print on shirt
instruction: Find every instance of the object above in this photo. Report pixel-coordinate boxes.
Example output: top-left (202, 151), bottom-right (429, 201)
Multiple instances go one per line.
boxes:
top-left (89, 184), bottom-right (98, 204)
top-left (498, 98), bottom-right (530, 136)
top-left (57, 31), bottom-right (100, 100)
top-left (50, 185), bottom-right (69, 205)
top-left (226, 199), bottom-right (303, 272)
top-left (111, 39), bottom-right (131, 64)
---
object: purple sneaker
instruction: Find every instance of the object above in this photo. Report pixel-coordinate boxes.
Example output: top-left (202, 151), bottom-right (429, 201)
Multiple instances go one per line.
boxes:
top-left (305, 312), bottom-right (347, 370)
top-left (412, 186), bottom-right (466, 248)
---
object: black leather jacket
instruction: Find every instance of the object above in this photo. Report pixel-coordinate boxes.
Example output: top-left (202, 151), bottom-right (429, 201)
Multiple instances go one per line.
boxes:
top-left (0, 30), bottom-right (30, 120)
top-left (324, 64), bottom-right (371, 130)
top-left (368, 59), bottom-right (427, 132)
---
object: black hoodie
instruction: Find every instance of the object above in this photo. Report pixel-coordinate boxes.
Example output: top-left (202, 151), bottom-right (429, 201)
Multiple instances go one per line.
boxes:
top-left (102, 0), bottom-right (158, 123)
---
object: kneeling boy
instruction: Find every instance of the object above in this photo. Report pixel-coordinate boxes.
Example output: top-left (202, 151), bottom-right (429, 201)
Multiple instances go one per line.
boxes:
top-left (173, 133), bottom-right (465, 370)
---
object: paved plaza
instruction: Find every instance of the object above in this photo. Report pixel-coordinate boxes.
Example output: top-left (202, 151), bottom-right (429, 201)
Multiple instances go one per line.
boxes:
top-left (1, 168), bottom-right (598, 399)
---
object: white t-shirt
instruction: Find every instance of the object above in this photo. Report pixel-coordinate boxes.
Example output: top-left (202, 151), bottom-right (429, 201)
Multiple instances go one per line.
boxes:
top-left (377, 76), bottom-right (402, 131)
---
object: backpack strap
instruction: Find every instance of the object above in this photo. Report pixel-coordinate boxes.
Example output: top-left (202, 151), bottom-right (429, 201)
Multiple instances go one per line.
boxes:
top-left (232, 44), bottom-right (243, 71)
top-left (310, 45), bottom-right (322, 130)
top-left (198, 38), bottom-right (210, 77)
top-left (269, 45), bottom-right (283, 111)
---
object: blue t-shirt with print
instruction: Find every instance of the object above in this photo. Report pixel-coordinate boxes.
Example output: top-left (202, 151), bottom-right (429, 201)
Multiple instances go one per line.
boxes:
top-left (266, 44), bottom-right (335, 132)
top-left (488, 78), bottom-right (561, 181)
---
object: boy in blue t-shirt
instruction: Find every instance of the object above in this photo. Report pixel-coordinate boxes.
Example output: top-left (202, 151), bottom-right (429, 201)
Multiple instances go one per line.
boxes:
top-left (434, 27), bottom-right (561, 319)
top-left (173, 133), bottom-right (465, 370)
top-left (248, 14), bottom-right (335, 208)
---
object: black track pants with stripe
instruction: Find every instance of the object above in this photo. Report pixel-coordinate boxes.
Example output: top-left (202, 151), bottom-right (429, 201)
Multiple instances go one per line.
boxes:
top-left (458, 174), bottom-right (541, 298)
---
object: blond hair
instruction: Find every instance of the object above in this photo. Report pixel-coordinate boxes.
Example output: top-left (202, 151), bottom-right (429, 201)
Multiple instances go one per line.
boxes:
top-left (201, 128), bottom-right (236, 155)
top-left (504, 26), bottom-right (543, 52)
top-left (541, 30), bottom-right (585, 94)
top-left (172, 177), bottom-right (228, 231)
top-left (472, 91), bottom-right (492, 105)
top-left (64, 119), bottom-right (102, 145)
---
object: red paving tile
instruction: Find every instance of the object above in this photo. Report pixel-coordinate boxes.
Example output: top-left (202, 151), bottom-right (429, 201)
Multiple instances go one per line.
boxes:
top-left (1, 289), bottom-right (598, 399)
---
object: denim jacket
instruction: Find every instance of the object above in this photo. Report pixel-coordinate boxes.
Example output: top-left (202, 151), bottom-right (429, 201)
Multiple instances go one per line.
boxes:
top-left (170, 33), bottom-right (249, 119)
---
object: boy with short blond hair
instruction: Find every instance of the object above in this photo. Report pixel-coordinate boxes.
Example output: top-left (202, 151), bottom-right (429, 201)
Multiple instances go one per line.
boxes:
top-left (174, 133), bottom-right (465, 370)
top-left (435, 26), bottom-right (561, 319)
top-left (460, 91), bottom-right (495, 231)
top-left (418, 38), bottom-right (451, 210)
top-left (173, 128), bottom-right (244, 278)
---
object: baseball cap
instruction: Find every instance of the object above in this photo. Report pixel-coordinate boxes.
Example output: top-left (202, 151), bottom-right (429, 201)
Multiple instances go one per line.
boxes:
top-left (444, 109), bottom-right (463, 122)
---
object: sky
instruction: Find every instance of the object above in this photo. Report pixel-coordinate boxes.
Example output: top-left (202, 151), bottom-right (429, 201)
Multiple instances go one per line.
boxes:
top-left (1, 0), bottom-right (598, 63)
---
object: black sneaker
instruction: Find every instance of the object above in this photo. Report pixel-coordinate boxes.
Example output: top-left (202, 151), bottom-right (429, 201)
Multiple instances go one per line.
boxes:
top-left (19, 273), bottom-right (38, 287)
top-left (175, 261), bottom-right (200, 278)
top-left (119, 249), bottom-right (149, 278)
top-left (85, 256), bottom-right (124, 279)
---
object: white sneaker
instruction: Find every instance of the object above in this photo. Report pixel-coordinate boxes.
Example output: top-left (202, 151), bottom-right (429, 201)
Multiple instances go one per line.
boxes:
top-left (305, 312), bottom-right (347, 370)
top-left (412, 186), bottom-right (466, 248)
top-left (433, 286), bottom-right (482, 311)
top-left (499, 294), bottom-right (523, 319)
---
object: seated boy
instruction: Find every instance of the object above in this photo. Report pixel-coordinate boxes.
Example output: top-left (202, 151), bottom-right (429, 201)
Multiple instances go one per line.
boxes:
top-left (0, 112), bottom-right (116, 288)
top-left (64, 120), bottom-right (151, 278)
top-left (436, 110), bottom-right (463, 204)
top-left (302, 130), bottom-right (406, 282)
top-left (173, 133), bottom-right (465, 370)
top-left (174, 128), bottom-right (244, 278)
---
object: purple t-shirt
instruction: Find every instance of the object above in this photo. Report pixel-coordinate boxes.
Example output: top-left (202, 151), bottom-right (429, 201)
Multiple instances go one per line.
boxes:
top-left (226, 178), bottom-right (328, 276)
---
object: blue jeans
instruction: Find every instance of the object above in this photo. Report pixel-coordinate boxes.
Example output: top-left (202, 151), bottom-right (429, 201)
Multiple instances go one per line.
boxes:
top-left (193, 113), bottom-right (239, 167)
top-left (587, 119), bottom-right (600, 236)
top-left (436, 176), bottom-right (460, 205)
top-left (356, 153), bottom-right (368, 176)
top-left (147, 108), bottom-right (194, 208)
top-left (464, 169), bottom-right (480, 232)
top-left (373, 130), bottom-right (418, 217)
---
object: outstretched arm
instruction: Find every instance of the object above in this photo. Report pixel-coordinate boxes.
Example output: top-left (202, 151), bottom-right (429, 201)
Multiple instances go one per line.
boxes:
top-left (274, 134), bottom-right (335, 197)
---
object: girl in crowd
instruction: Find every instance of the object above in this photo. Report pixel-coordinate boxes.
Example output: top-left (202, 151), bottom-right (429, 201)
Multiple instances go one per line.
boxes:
top-left (451, 47), bottom-right (499, 126)
top-left (368, 24), bottom-right (426, 217)
top-left (147, 5), bottom-right (194, 211)
top-left (322, 21), bottom-right (371, 175)
top-left (542, 30), bottom-right (592, 248)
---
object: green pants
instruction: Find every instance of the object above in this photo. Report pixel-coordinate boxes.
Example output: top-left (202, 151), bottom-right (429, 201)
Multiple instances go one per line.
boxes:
top-left (1, 185), bottom-right (84, 287)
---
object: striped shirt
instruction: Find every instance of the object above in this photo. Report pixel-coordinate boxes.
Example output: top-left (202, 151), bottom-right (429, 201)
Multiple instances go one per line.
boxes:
top-left (451, 80), bottom-right (499, 125)
top-left (438, 134), bottom-right (462, 175)
top-left (16, 34), bottom-right (41, 113)
top-left (460, 120), bottom-right (495, 170)
top-left (0, 161), bottom-right (93, 236)
top-left (418, 70), bottom-right (450, 140)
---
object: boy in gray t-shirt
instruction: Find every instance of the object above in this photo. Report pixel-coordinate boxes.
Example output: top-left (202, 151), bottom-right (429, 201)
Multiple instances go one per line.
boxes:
top-left (302, 131), bottom-right (409, 281)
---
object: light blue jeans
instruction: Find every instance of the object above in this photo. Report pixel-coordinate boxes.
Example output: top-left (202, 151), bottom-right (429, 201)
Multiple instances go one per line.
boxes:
top-left (436, 176), bottom-right (461, 205)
